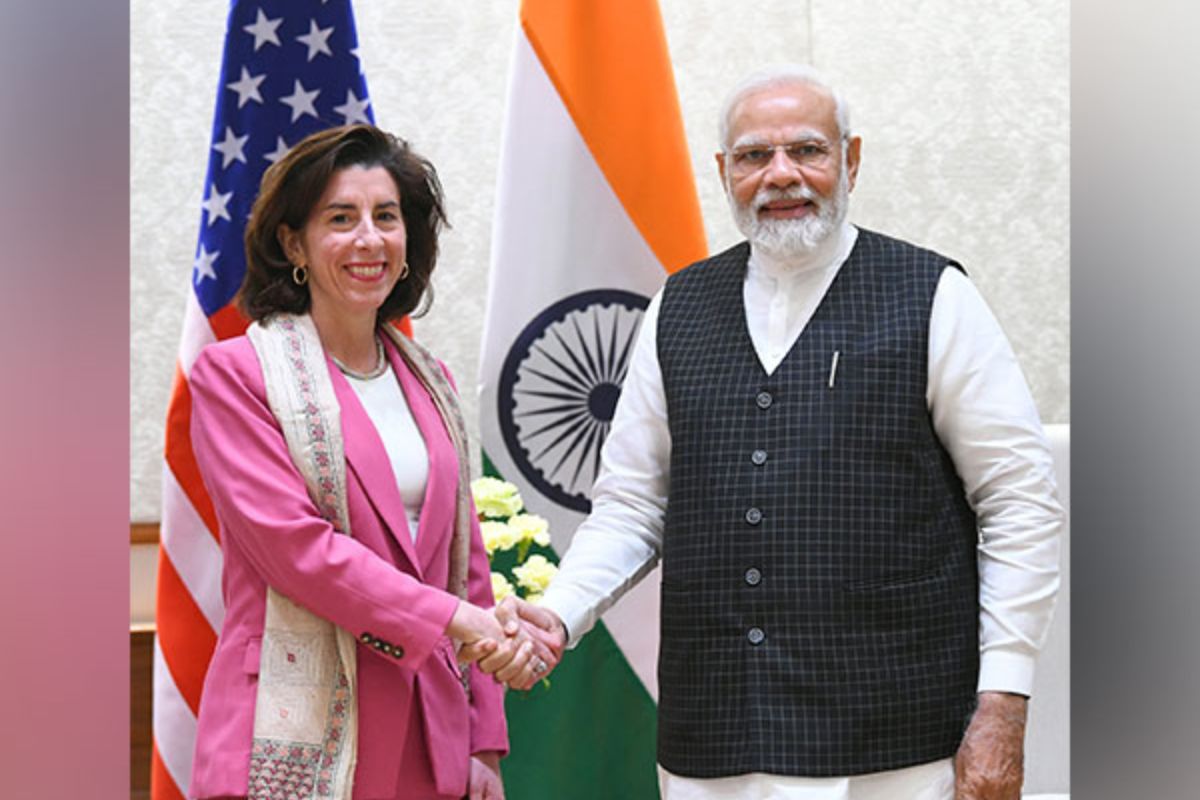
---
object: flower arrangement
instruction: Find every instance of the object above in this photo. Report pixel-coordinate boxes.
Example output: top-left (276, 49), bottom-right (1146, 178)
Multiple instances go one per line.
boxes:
top-left (471, 477), bottom-right (558, 605)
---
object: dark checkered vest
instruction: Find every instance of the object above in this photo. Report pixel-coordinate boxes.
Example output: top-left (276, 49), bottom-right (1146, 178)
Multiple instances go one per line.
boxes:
top-left (655, 229), bottom-right (980, 777)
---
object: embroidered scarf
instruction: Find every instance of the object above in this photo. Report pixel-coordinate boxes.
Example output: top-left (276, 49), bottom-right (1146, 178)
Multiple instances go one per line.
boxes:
top-left (245, 314), bottom-right (471, 800)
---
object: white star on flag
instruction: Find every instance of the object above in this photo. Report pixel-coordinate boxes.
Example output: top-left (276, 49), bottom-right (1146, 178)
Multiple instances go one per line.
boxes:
top-left (350, 46), bottom-right (364, 74)
top-left (334, 90), bottom-right (371, 125)
top-left (192, 244), bottom-right (219, 283)
top-left (202, 185), bottom-right (233, 226)
top-left (212, 127), bottom-right (249, 168)
top-left (243, 8), bottom-right (282, 51)
top-left (226, 67), bottom-right (266, 108)
top-left (297, 19), bottom-right (335, 61)
top-left (264, 136), bottom-right (291, 164)
top-left (279, 79), bottom-right (320, 123)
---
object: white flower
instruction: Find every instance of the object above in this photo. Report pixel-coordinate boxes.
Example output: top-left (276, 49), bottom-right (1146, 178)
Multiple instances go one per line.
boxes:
top-left (471, 477), bottom-right (524, 519)
top-left (481, 520), bottom-right (520, 555)
top-left (491, 572), bottom-right (515, 603)
top-left (512, 554), bottom-right (558, 594)
top-left (508, 513), bottom-right (551, 547)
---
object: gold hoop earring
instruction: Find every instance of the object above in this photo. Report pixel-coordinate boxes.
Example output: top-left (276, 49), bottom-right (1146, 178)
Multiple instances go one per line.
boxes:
top-left (398, 261), bottom-right (410, 280)
top-left (292, 264), bottom-right (308, 286)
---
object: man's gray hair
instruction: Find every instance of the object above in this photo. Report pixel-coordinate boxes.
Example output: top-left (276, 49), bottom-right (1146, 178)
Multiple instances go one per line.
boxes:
top-left (717, 64), bottom-right (852, 150)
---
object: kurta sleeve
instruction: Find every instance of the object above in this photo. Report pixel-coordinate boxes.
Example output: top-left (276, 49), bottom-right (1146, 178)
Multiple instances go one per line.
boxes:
top-left (927, 269), bottom-right (1064, 696)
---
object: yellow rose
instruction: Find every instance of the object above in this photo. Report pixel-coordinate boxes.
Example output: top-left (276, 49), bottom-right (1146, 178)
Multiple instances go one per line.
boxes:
top-left (481, 520), bottom-right (520, 555)
top-left (508, 513), bottom-right (550, 547)
top-left (471, 477), bottom-right (525, 519)
top-left (490, 572), bottom-right (514, 603)
top-left (524, 592), bottom-right (545, 605)
top-left (512, 554), bottom-right (558, 594)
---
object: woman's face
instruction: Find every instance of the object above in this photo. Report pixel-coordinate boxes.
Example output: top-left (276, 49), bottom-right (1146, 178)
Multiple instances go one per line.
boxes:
top-left (280, 164), bottom-right (408, 326)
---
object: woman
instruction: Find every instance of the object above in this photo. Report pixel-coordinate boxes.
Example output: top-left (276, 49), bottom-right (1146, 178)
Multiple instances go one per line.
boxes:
top-left (187, 124), bottom-right (535, 800)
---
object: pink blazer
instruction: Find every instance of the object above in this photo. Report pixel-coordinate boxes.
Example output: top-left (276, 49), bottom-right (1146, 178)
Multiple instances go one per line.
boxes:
top-left (186, 334), bottom-right (507, 800)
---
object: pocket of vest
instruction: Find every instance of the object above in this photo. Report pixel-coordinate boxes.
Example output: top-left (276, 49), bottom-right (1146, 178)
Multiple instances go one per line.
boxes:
top-left (842, 568), bottom-right (939, 594)
top-left (839, 568), bottom-right (954, 632)
top-left (824, 349), bottom-right (923, 450)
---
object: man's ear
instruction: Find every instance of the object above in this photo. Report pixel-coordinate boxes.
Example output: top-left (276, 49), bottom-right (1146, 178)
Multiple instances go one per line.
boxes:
top-left (715, 150), bottom-right (728, 186)
top-left (845, 136), bottom-right (862, 192)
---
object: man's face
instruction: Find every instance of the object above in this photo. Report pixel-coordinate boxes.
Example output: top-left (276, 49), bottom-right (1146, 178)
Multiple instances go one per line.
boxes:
top-left (717, 83), bottom-right (861, 257)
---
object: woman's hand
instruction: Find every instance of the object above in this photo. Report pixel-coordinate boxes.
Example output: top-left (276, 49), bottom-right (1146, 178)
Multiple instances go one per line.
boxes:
top-left (448, 600), bottom-right (505, 644)
top-left (448, 601), bottom-right (505, 664)
top-left (468, 752), bottom-right (504, 800)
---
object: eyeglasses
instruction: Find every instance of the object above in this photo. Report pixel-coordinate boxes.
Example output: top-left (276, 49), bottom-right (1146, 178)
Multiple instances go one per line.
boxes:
top-left (726, 139), bottom-right (838, 175)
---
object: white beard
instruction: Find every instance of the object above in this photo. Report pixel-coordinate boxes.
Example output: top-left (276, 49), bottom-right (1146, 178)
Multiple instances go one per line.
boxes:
top-left (728, 167), bottom-right (850, 260)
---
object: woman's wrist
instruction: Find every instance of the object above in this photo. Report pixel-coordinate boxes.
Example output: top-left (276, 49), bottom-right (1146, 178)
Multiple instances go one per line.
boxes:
top-left (473, 751), bottom-right (502, 772)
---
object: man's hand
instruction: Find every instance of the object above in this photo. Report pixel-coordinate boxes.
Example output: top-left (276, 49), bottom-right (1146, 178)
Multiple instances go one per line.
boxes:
top-left (494, 596), bottom-right (567, 691)
top-left (468, 752), bottom-right (504, 800)
top-left (954, 691), bottom-right (1028, 800)
top-left (450, 600), bottom-right (544, 686)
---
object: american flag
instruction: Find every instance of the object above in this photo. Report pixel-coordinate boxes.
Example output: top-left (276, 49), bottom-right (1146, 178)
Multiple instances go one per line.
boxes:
top-left (153, 2), bottom-right (374, 798)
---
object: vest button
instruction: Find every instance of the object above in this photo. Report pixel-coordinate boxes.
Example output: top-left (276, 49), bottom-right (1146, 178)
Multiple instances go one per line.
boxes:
top-left (755, 391), bottom-right (773, 409)
top-left (744, 507), bottom-right (763, 525)
top-left (747, 627), bottom-right (765, 645)
top-left (745, 567), bottom-right (762, 586)
top-left (750, 449), bottom-right (768, 466)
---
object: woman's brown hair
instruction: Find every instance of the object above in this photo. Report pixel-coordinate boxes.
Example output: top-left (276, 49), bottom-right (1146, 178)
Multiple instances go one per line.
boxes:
top-left (237, 124), bottom-right (447, 322)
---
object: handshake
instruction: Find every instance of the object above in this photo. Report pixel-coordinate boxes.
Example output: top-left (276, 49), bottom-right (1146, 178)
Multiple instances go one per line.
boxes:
top-left (448, 596), bottom-right (567, 691)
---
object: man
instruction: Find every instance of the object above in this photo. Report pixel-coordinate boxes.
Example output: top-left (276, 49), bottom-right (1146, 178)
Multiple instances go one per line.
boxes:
top-left (497, 65), bottom-right (1063, 800)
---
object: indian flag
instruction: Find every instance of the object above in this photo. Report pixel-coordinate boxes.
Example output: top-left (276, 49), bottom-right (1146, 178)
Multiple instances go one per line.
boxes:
top-left (478, 0), bottom-right (705, 795)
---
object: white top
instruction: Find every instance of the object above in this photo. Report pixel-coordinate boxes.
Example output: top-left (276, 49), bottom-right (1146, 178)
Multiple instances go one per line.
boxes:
top-left (343, 362), bottom-right (429, 541)
top-left (541, 222), bottom-right (1064, 698)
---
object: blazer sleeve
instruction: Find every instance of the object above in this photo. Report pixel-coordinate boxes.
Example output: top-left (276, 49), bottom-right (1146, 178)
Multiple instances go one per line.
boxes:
top-left (438, 359), bottom-right (509, 755)
top-left (189, 343), bottom-right (461, 671)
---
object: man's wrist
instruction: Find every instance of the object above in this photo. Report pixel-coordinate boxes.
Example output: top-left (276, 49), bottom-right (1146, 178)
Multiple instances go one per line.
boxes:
top-left (974, 691), bottom-right (1028, 725)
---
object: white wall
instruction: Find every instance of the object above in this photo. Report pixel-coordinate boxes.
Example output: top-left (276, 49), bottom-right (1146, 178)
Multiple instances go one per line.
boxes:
top-left (131, 0), bottom-right (1068, 521)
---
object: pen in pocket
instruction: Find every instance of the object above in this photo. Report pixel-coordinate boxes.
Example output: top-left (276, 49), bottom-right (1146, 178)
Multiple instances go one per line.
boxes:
top-left (828, 350), bottom-right (840, 389)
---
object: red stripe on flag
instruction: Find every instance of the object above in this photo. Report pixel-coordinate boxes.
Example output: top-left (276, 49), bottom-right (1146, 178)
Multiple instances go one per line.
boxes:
top-left (155, 550), bottom-right (217, 716)
top-left (150, 740), bottom-right (187, 800)
top-left (163, 367), bottom-right (220, 539)
top-left (209, 303), bottom-right (249, 342)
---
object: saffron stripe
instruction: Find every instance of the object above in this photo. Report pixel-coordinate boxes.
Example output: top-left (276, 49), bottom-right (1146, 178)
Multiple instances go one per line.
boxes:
top-left (520, 0), bottom-right (706, 275)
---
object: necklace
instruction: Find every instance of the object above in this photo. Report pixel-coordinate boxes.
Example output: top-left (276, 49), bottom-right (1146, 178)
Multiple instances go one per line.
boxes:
top-left (330, 336), bottom-right (388, 380)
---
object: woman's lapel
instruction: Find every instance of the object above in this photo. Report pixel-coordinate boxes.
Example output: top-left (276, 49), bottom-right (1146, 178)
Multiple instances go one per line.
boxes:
top-left (384, 336), bottom-right (457, 575)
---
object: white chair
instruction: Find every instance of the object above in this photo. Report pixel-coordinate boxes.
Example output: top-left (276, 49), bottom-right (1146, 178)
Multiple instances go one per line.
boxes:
top-left (1022, 423), bottom-right (1070, 799)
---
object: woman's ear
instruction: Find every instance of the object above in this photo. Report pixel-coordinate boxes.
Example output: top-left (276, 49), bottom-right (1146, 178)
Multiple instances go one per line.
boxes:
top-left (277, 224), bottom-right (303, 265)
